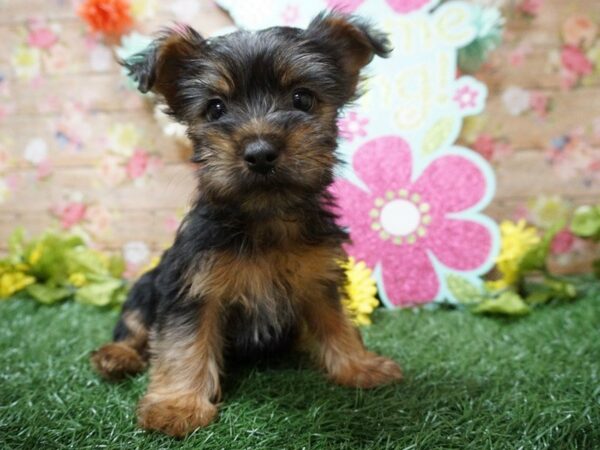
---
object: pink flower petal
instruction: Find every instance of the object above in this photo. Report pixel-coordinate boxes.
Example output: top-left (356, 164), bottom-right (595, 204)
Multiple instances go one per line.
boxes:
top-left (330, 179), bottom-right (381, 268)
top-left (427, 219), bottom-right (493, 271)
top-left (380, 246), bottom-right (439, 306)
top-left (414, 154), bottom-right (486, 214)
top-left (352, 136), bottom-right (413, 196)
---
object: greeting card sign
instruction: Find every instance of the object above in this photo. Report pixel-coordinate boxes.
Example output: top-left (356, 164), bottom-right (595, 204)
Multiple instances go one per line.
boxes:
top-left (217, 0), bottom-right (500, 307)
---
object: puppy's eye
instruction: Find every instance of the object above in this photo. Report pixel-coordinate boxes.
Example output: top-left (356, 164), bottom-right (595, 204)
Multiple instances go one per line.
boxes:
top-left (206, 99), bottom-right (227, 121)
top-left (292, 90), bottom-right (314, 112)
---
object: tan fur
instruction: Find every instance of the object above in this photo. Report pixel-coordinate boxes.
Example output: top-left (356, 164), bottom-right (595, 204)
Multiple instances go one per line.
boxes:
top-left (138, 298), bottom-right (223, 437)
top-left (90, 342), bottom-right (146, 381)
top-left (122, 310), bottom-right (149, 353)
top-left (90, 310), bottom-right (149, 380)
top-left (301, 286), bottom-right (403, 389)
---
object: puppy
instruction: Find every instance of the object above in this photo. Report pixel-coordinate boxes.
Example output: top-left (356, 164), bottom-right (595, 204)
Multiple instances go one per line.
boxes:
top-left (91, 12), bottom-right (402, 437)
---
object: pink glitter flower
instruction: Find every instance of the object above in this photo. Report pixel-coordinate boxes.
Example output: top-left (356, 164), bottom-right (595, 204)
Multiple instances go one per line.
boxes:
top-left (332, 136), bottom-right (493, 306)
top-left (338, 111), bottom-right (369, 142)
top-left (453, 85), bottom-right (479, 110)
top-left (126, 148), bottom-right (149, 179)
top-left (561, 45), bottom-right (593, 76)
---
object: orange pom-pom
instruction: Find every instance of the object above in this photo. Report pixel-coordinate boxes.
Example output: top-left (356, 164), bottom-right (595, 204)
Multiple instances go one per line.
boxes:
top-left (78, 0), bottom-right (134, 36)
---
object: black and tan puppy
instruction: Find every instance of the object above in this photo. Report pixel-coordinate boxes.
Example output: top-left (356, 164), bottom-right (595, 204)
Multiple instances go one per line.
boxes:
top-left (91, 12), bottom-right (402, 437)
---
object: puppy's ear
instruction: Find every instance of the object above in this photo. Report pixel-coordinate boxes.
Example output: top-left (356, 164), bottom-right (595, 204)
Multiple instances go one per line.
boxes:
top-left (306, 12), bottom-right (391, 80)
top-left (121, 26), bottom-right (205, 110)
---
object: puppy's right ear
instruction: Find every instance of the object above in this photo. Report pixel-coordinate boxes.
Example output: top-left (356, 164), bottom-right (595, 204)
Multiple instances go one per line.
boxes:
top-left (121, 26), bottom-right (205, 109)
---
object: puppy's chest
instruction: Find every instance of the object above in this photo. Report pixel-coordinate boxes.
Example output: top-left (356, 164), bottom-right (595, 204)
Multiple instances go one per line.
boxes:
top-left (190, 245), bottom-right (341, 350)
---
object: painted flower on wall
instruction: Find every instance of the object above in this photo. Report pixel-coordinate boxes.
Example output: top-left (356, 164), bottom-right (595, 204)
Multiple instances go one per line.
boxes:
top-left (501, 86), bottom-right (530, 116)
top-left (11, 46), bottom-right (41, 80)
top-left (562, 15), bottom-right (597, 48)
top-left (325, 0), bottom-right (432, 14)
top-left (332, 136), bottom-right (495, 306)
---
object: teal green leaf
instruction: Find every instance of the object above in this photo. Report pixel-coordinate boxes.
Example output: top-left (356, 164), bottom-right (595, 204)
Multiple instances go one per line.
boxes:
top-left (446, 275), bottom-right (485, 304)
top-left (474, 292), bottom-right (530, 316)
top-left (26, 284), bottom-right (72, 305)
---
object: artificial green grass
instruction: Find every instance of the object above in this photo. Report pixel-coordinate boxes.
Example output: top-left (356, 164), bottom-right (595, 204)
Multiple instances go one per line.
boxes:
top-left (1, 297), bottom-right (599, 450)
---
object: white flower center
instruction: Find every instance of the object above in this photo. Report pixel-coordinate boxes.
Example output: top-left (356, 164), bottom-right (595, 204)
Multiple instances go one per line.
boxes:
top-left (380, 199), bottom-right (421, 236)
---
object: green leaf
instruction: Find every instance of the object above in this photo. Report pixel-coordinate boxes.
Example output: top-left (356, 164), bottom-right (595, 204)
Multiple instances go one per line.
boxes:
top-left (473, 292), bottom-right (530, 316)
top-left (446, 275), bottom-right (485, 304)
top-left (593, 259), bottom-right (600, 279)
top-left (421, 116), bottom-right (458, 156)
top-left (107, 255), bottom-right (126, 278)
top-left (66, 248), bottom-right (109, 277)
top-left (571, 205), bottom-right (600, 239)
top-left (74, 278), bottom-right (125, 307)
top-left (26, 284), bottom-right (72, 305)
top-left (519, 223), bottom-right (563, 274)
top-left (525, 290), bottom-right (553, 306)
top-left (7, 227), bottom-right (26, 263)
top-left (26, 233), bottom-right (84, 284)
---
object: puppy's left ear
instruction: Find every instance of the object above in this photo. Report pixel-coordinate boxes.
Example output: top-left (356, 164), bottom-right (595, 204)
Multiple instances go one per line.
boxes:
top-left (305, 12), bottom-right (391, 86)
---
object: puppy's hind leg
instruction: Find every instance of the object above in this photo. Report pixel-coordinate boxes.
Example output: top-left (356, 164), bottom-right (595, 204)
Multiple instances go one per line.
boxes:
top-left (91, 270), bottom-right (159, 381)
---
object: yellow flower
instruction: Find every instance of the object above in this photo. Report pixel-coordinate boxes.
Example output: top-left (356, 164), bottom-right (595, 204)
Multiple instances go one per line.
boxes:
top-left (28, 242), bottom-right (43, 265)
top-left (69, 272), bottom-right (87, 287)
top-left (487, 220), bottom-right (540, 290)
top-left (139, 255), bottom-right (160, 275)
top-left (341, 257), bottom-right (379, 326)
top-left (0, 271), bottom-right (35, 299)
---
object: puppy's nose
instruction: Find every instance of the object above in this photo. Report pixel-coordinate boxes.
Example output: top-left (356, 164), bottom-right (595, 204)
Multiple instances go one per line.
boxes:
top-left (243, 140), bottom-right (279, 175)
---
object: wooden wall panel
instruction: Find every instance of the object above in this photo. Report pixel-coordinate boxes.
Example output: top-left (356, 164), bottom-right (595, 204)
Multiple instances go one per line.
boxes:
top-left (1, 0), bottom-right (599, 271)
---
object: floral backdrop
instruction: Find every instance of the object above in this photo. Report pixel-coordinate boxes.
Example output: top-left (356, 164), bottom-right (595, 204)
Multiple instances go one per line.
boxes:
top-left (1, 0), bottom-right (600, 311)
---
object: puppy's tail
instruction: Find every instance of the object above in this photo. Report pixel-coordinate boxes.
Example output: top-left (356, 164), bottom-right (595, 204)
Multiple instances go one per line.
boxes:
top-left (91, 270), bottom-right (159, 381)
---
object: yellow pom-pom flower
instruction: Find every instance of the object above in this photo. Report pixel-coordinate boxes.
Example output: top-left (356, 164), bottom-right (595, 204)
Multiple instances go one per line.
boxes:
top-left (341, 257), bottom-right (379, 326)
top-left (487, 220), bottom-right (540, 291)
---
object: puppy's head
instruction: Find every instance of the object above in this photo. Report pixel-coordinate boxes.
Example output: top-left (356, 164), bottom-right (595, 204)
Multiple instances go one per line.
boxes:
top-left (124, 13), bottom-right (391, 212)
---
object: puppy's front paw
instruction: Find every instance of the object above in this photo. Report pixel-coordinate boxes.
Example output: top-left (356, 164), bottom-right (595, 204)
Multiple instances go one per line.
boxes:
top-left (90, 342), bottom-right (146, 381)
top-left (138, 393), bottom-right (218, 437)
top-left (331, 352), bottom-right (403, 389)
